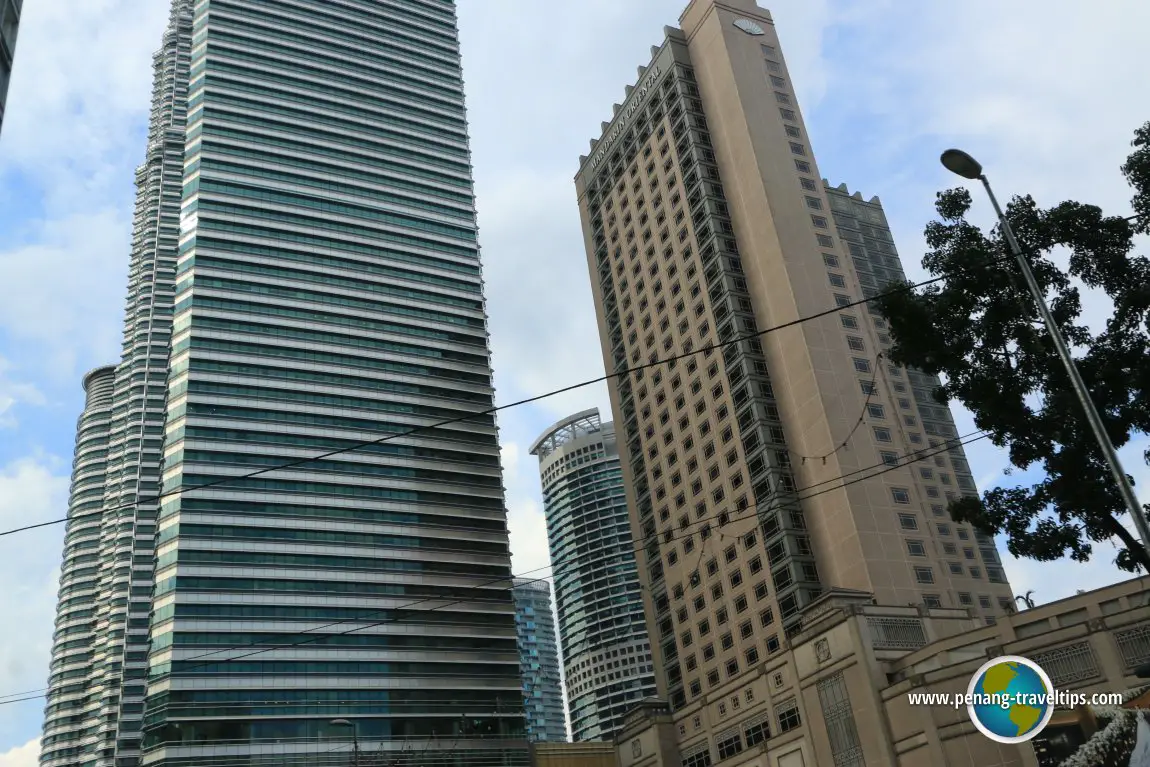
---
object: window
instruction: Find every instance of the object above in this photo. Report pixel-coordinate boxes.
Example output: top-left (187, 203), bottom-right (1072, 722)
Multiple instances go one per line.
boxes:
top-left (873, 427), bottom-right (892, 442)
top-left (853, 358), bottom-right (871, 373)
top-left (829, 273), bottom-right (847, 288)
top-left (777, 699), bottom-right (802, 732)
top-left (906, 539), bottom-right (926, 557)
top-left (717, 730), bottom-right (743, 760)
top-left (891, 487), bottom-right (911, 504)
top-left (744, 713), bottom-right (771, 746)
top-left (898, 513), bottom-right (918, 530)
top-left (811, 215), bottom-right (828, 229)
top-left (806, 196), bottom-right (823, 210)
top-left (790, 142), bottom-right (807, 156)
top-left (823, 253), bottom-right (840, 268)
top-left (775, 91), bottom-right (791, 104)
top-left (880, 451), bottom-right (898, 466)
top-left (949, 562), bottom-right (963, 575)
top-left (779, 107), bottom-right (796, 121)
top-left (683, 746), bottom-right (711, 767)
top-left (801, 177), bottom-right (817, 191)
top-left (834, 293), bottom-right (852, 307)
top-left (840, 314), bottom-right (858, 329)
top-left (794, 159), bottom-right (812, 173)
top-left (923, 594), bottom-right (942, 608)
top-left (914, 566), bottom-right (935, 584)
top-left (958, 592), bottom-right (973, 606)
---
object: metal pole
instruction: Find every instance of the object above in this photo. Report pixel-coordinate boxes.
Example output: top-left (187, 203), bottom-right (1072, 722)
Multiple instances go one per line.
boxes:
top-left (352, 728), bottom-right (360, 767)
top-left (978, 174), bottom-right (1150, 564)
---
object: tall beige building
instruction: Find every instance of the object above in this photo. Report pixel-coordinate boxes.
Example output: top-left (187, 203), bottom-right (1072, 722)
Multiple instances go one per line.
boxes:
top-left (574, 1), bottom-right (1017, 764)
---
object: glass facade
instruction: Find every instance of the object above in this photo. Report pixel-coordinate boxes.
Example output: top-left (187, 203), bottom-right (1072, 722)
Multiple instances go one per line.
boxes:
top-left (41, 2), bottom-right (527, 766)
top-left (512, 579), bottom-right (567, 743)
top-left (529, 410), bottom-right (656, 741)
top-left (0, 0), bottom-right (20, 134)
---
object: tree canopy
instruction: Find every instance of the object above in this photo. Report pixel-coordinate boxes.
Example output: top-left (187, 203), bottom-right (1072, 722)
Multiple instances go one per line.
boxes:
top-left (875, 121), bottom-right (1150, 573)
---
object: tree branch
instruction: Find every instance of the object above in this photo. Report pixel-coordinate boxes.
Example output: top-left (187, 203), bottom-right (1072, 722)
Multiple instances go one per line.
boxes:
top-left (1102, 513), bottom-right (1150, 573)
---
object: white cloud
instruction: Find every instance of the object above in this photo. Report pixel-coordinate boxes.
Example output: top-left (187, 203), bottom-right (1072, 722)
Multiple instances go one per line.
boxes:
top-left (0, 357), bottom-right (45, 429)
top-left (0, 738), bottom-right (40, 767)
top-left (0, 0), bottom-right (169, 206)
top-left (0, 212), bottom-right (127, 381)
top-left (0, 458), bottom-right (68, 751)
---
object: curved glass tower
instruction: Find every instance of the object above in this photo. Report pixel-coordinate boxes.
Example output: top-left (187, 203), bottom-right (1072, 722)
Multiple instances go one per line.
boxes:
top-left (41, 2), bottom-right (526, 767)
top-left (42, 366), bottom-right (118, 763)
top-left (529, 410), bottom-right (657, 742)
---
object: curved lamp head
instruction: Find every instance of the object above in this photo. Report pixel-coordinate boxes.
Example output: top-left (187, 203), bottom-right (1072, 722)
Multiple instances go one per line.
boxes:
top-left (940, 149), bottom-right (984, 180)
top-left (330, 719), bottom-right (353, 727)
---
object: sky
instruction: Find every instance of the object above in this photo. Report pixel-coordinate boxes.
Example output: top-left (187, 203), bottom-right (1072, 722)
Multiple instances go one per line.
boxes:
top-left (2, 0), bottom-right (1150, 762)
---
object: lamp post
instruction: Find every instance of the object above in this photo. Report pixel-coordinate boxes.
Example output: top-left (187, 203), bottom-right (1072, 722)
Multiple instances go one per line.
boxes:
top-left (939, 149), bottom-right (1150, 566)
top-left (330, 718), bottom-right (360, 767)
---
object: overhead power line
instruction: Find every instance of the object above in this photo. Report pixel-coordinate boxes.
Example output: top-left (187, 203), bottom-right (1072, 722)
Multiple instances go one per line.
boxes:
top-left (8, 430), bottom-right (988, 709)
top-left (0, 251), bottom-right (1018, 541)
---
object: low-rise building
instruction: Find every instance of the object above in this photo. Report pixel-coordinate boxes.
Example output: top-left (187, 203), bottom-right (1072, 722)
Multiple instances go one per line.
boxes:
top-left (614, 578), bottom-right (1150, 766)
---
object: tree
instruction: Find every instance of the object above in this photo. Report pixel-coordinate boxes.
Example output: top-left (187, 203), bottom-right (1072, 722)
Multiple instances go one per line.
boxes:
top-left (875, 121), bottom-right (1150, 574)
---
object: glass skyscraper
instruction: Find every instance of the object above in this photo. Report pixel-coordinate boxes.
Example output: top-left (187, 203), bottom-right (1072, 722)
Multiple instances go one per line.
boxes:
top-left (0, 0), bottom-right (20, 134)
top-left (41, 2), bottom-right (526, 766)
top-left (529, 410), bottom-right (656, 742)
top-left (511, 579), bottom-right (567, 743)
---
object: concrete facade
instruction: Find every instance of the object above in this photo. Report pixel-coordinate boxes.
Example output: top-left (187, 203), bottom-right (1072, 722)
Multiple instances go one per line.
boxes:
top-left (612, 578), bottom-right (1150, 767)
top-left (532, 741), bottom-right (620, 767)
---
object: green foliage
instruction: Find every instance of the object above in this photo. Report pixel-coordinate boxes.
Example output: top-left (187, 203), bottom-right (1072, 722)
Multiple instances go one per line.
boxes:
top-left (875, 122), bottom-right (1150, 573)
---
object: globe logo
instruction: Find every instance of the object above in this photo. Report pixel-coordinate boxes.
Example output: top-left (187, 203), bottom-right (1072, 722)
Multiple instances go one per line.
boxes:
top-left (967, 655), bottom-right (1056, 743)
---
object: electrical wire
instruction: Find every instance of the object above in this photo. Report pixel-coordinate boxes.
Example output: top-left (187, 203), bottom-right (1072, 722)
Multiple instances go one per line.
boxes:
top-left (0, 252), bottom-right (1018, 541)
top-left (791, 351), bottom-right (883, 466)
top-left (11, 430), bottom-right (988, 710)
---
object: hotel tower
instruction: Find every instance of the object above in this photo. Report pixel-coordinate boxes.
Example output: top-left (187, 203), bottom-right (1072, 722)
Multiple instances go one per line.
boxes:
top-left (574, 1), bottom-right (1015, 765)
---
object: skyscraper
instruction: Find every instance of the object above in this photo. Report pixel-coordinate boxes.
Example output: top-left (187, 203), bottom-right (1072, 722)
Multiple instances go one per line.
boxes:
top-left (41, 2), bottom-right (526, 766)
top-left (43, 5), bottom-right (194, 764)
top-left (0, 0), bottom-right (20, 134)
top-left (529, 410), bottom-right (657, 742)
top-left (574, 0), bottom-right (1013, 762)
top-left (512, 579), bottom-right (567, 743)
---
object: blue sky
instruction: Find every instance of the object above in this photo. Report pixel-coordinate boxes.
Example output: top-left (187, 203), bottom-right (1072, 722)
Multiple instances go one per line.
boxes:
top-left (3, 0), bottom-right (1150, 762)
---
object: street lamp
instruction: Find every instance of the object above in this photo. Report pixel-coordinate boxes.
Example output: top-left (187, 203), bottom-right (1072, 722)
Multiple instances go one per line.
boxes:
top-left (330, 718), bottom-right (360, 767)
top-left (940, 149), bottom-right (1150, 565)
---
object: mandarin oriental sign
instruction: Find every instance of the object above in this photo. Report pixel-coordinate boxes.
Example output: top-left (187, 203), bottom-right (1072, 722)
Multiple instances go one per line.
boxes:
top-left (589, 64), bottom-right (662, 171)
